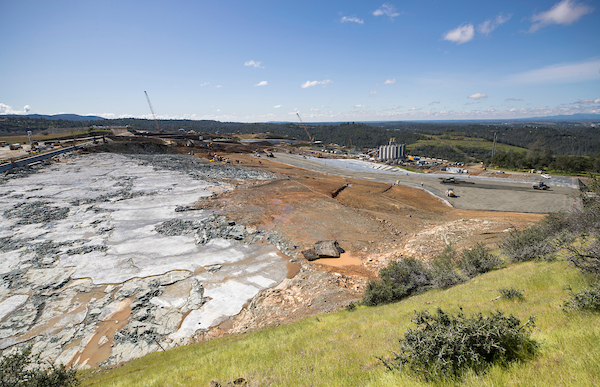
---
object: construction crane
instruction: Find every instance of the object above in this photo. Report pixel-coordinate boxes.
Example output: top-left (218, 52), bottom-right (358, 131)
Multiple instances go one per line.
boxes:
top-left (144, 91), bottom-right (161, 132)
top-left (296, 113), bottom-right (313, 142)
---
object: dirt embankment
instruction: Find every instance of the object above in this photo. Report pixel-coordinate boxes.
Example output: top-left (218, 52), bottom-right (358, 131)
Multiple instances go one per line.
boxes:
top-left (188, 152), bottom-right (544, 342)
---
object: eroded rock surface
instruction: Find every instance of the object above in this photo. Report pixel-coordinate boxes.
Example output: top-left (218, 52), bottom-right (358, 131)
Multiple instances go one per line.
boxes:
top-left (0, 153), bottom-right (288, 369)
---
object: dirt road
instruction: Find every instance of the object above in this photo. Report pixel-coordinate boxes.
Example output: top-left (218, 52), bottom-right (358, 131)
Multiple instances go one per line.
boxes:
top-left (268, 153), bottom-right (577, 213)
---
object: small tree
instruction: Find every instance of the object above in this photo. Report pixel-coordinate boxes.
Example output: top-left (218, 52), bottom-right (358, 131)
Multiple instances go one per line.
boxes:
top-left (0, 345), bottom-right (78, 387)
top-left (459, 243), bottom-right (502, 278)
top-left (380, 308), bottom-right (538, 380)
top-left (362, 257), bottom-right (432, 306)
top-left (430, 244), bottom-right (464, 288)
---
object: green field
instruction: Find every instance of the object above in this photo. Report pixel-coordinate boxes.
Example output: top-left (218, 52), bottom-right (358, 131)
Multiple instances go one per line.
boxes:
top-left (407, 134), bottom-right (526, 152)
top-left (80, 260), bottom-right (600, 386)
top-left (405, 134), bottom-right (527, 162)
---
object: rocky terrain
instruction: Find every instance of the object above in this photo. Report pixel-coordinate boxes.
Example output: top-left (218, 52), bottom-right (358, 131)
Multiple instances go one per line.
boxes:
top-left (0, 152), bottom-right (291, 368)
top-left (0, 143), bottom-right (548, 370)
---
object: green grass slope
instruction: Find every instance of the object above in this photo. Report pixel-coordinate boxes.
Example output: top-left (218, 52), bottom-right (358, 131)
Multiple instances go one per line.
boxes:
top-left (81, 261), bottom-right (600, 386)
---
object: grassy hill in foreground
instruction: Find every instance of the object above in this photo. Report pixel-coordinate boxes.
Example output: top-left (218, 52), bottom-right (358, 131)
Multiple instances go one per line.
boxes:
top-left (80, 260), bottom-right (600, 386)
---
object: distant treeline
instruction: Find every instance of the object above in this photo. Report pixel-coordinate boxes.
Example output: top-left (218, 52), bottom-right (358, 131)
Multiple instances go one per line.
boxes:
top-left (2, 116), bottom-right (599, 163)
top-left (490, 151), bottom-right (600, 174)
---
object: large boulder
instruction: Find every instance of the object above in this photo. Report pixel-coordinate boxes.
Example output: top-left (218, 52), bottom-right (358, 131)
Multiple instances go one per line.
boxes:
top-left (302, 240), bottom-right (344, 261)
top-left (314, 240), bottom-right (344, 258)
top-left (302, 249), bottom-right (319, 261)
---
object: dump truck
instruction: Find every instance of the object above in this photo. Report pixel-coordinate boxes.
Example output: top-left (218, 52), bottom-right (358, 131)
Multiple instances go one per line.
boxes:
top-left (533, 181), bottom-right (549, 190)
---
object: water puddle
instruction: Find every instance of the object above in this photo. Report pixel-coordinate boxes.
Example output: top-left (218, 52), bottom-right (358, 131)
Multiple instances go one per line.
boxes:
top-left (314, 252), bottom-right (362, 267)
top-left (70, 297), bottom-right (132, 368)
top-left (14, 285), bottom-right (107, 343)
top-left (286, 261), bottom-right (301, 278)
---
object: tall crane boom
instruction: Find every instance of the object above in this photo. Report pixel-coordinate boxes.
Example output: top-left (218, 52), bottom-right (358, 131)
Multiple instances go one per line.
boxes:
top-left (296, 113), bottom-right (313, 142)
top-left (144, 91), bottom-right (160, 132)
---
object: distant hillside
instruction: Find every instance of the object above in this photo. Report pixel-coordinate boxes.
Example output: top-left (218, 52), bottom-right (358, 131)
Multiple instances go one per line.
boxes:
top-left (516, 113), bottom-right (600, 122)
top-left (0, 113), bottom-right (105, 121)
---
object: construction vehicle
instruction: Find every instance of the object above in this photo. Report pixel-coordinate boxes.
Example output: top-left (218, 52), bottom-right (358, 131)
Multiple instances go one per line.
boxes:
top-left (440, 177), bottom-right (457, 184)
top-left (296, 113), bottom-right (314, 142)
top-left (446, 188), bottom-right (456, 197)
top-left (144, 91), bottom-right (161, 132)
top-left (533, 181), bottom-right (549, 190)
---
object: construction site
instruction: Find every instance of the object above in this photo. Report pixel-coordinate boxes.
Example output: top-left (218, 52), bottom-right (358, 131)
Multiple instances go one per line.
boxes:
top-left (0, 129), bottom-right (580, 369)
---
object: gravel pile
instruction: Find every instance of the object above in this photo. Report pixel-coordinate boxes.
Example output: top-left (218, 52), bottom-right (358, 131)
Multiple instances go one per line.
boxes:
top-left (133, 154), bottom-right (276, 181)
top-left (155, 214), bottom-right (262, 245)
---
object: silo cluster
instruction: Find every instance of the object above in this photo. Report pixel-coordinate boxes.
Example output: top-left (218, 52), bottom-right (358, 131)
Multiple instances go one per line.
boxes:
top-left (378, 143), bottom-right (405, 161)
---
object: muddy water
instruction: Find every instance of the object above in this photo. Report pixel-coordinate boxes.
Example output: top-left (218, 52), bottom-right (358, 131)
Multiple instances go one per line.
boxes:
top-left (286, 261), bottom-right (301, 278)
top-left (314, 252), bottom-right (362, 267)
top-left (15, 285), bottom-right (107, 343)
top-left (70, 297), bottom-right (133, 368)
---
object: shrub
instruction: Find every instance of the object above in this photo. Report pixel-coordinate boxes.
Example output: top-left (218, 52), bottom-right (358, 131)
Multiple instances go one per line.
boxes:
top-left (362, 257), bottom-right (432, 306)
top-left (0, 345), bottom-right (79, 387)
top-left (563, 282), bottom-right (600, 312)
top-left (566, 238), bottom-right (600, 275)
top-left (499, 287), bottom-right (525, 300)
top-left (380, 308), bottom-right (538, 380)
top-left (500, 225), bottom-right (558, 262)
top-left (430, 244), bottom-right (464, 289)
top-left (459, 243), bottom-right (502, 278)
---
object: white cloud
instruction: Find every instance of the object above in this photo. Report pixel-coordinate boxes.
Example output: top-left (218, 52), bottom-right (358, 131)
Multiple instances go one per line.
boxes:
top-left (370, 91), bottom-right (377, 95)
top-left (354, 104), bottom-right (364, 108)
top-left (443, 24), bottom-right (475, 44)
top-left (301, 79), bottom-right (332, 88)
top-left (244, 60), bottom-right (264, 68)
top-left (199, 82), bottom-right (210, 87)
top-left (530, 0), bottom-right (593, 32)
top-left (384, 78), bottom-right (396, 84)
top-left (506, 58), bottom-right (600, 85)
top-left (411, 107), bottom-right (422, 111)
top-left (341, 16), bottom-right (364, 24)
top-left (574, 98), bottom-right (600, 104)
top-left (216, 85), bottom-right (222, 88)
top-left (0, 103), bottom-right (32, 115)
top-left (373, 3), bottom-right (400, 19)
top-left (478, 13), bottom-right (511, 35)
top-left (254, 81), bottom-right (268, 86)
top-left (468, 93), bottom-right (488, 99)
top-left (273, 105), bottom-right (282, 108)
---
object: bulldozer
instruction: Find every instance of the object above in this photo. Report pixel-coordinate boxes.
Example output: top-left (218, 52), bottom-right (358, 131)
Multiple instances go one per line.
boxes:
top-left (533, 181), bottom-right (549, 190)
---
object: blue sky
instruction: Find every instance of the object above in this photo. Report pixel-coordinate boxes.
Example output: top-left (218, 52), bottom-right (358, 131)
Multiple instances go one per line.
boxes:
top-left (1, 0), bottom-right (599, 122)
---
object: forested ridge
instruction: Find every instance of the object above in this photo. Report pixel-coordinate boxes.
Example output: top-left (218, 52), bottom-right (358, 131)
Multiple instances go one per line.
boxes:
top-left (1, 116), bottom-right (599, 173)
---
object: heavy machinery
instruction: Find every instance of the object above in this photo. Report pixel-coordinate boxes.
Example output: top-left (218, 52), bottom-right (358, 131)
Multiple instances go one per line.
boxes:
top-left (296, 113), bottom-right (314, 142)
top-left (144, 91), bottom-right (161, 132)
top-left (440, 177), bottom-right (457, 184)
top-left (446, 188), bottom-right (456, 197)
top-left (533, 181), bottom-right (549, 190)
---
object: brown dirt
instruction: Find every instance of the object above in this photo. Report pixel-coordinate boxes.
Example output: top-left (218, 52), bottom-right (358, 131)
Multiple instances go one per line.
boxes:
top-left (187, 151), bottom-right (544, 342)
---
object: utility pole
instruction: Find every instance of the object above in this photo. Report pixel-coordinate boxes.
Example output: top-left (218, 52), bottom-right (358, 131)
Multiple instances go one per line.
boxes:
top-left (491, 132), bottom-right (497, 157)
